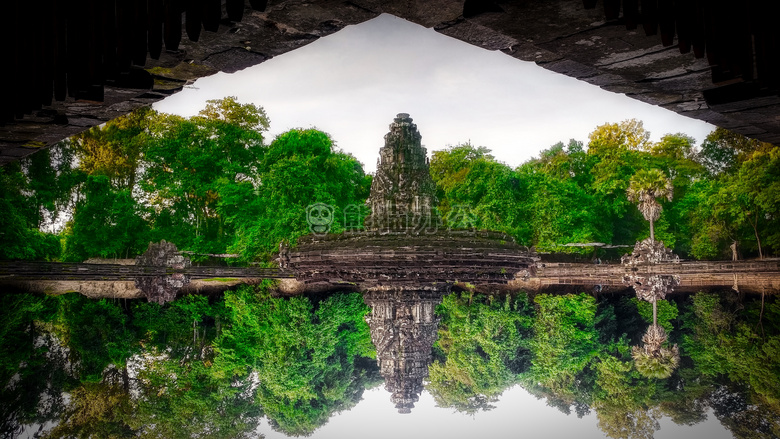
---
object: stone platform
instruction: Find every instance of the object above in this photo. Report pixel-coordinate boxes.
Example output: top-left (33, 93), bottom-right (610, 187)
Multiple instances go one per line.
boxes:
top-left (287, 230), bottom-right (537, 288)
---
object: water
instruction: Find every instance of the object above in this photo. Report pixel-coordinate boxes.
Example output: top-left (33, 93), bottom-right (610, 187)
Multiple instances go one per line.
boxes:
top-left (2, 286), bottom-right (777, 439)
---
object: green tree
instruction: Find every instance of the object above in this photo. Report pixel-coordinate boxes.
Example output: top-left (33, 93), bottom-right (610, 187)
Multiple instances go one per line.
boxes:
top-left (650, 133), bottom-right (696, 162)
top-left (72, 107), bottom-right (152, 190)
top-left (430, 143), bottom-right (533, 242)
top-left (53, 294), bottom-right (136, 382)
top-left (632, 324), bottom-right (679, 379)
top-left (528, 293), bottom-right (600, 401)
top-left (712, 145), bottom-right (780, 258)
top-left (226, 128), bottom-right (371, 261)
top-left (517, 161), bottom-right (606, 251)
top-left (592, 355), bottom-right (660, 439)
top-left (683, 292), bottom-right (780, 411)
top-left (428, 293), bottom-right (532, 413)
top-left (587, 121), bottom-right (654, 245)
top-left (0, 294), bottom-right (70, 436)
top-left (677, 179), bottom-right (727, 259)
top-left (130, 358), bottom-right (262, 439)
top-left (626, 169), bottom-right (673, 242)
top-left (697, 127), bottom-right (765, 176)
top-left (588, 119), bottom-right (652, 153)
top-left (114, 294), bottom-right (262, 439)
top-left (43, 374), bottom-right (135, 439)
top-left (631, 297), bottom-right (678, 333)
top-left (213, 286), bottom-right (377, 436)
top-left (61, 174), bottom-right (150, 261)
top-left (0, 145), bottom-right (76, 260)
top-left (141, 97), bottom-right (268, 256)
top-left (254, 292), bottom-right (376, 435)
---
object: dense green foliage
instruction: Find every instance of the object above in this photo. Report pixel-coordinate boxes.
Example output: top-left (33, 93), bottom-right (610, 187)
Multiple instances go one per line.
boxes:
top-left (2, 289), bottom-right (778, 438)
top-left (529, 293), bottom-right (601, 397)
top-left (426, 290), bottom-right (779, 439)
top-left (1, 97), bottom-right (370, 264)
top-left (0, 294), bottom-right (69, 438)
top-left (0, 146), bottom-right (76, 260)
top-left (428, 292), bottom-right (533, 413)
top-left (3, 105), bottom-right (778, 262)
top-left (0, 286), bottom-right (378, 438)
top-left (431, 123), bottom-right (779, 258)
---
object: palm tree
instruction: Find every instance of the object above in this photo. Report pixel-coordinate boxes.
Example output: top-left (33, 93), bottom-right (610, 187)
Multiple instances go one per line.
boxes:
top-left (626, 169), bottom-right (673, 242)
top-left (632, 323), bottom-right (680, 379)
top-left (631, 286), bottom-right (680, 379)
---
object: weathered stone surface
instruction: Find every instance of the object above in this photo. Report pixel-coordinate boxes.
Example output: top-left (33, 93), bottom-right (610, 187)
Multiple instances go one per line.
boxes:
top-left (4, 0), bottom-right (780, 166)
top-left (366, 113), bottom-right (439, 232)
top-left (135, 274), bottom-right (192, 305)
top-left (621, 238), bottom-right (680, 265)
top-left (289, 114), bottom-right (537, 289)
top-left (364, 287), bottom-right (444, 413)
top-left (136, 240), bottom-right (192, 269)
top-left (135, 240), bottom-right (192, 303)
top-left (351, 0), bottom-right (463, 28)
top-left (623, 273), bottom-right (680, 301)
top-left (289, 230), bottom-right (537, 286)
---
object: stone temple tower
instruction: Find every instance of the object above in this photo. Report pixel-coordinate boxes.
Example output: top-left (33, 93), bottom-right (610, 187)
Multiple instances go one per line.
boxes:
top-left (366, 113), bottom-right (439, 231)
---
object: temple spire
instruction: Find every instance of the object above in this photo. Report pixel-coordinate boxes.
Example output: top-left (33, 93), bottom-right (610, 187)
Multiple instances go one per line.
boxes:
top-left (366, 113), bottom-right (439, 232)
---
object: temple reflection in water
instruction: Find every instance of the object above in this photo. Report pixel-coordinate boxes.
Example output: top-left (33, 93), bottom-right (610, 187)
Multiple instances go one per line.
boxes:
top-left (364, 287), bottom-right (443, 413)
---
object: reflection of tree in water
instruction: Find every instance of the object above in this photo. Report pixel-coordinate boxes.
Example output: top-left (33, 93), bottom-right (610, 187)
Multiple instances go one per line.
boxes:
top-left (2, 287), bottom-right (779, 439)
top-left (363, 287), bottom-right (443, 413)
top-left (134, 273), bottom-right (191, 305)
top-left (622, 273), bottom-right (681, 379)
top-left (632, 324), bottom-right (680, 379)
top-left (0, 295), bottom-right (71, 439)
top-left (427, 292), bottom-right (532, 414)
top-left (622, 236), bottom-right (682, 380)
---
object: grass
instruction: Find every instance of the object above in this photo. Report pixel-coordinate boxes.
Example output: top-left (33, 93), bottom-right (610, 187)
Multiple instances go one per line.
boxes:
top-left (199, 277), bottom-right (241, 282)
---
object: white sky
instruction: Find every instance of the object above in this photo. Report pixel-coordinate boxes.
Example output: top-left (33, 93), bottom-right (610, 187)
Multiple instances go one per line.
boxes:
top-left (154, 14), bottom-right (715, 174)
top-left (255, 386), bottom-right (731, 439)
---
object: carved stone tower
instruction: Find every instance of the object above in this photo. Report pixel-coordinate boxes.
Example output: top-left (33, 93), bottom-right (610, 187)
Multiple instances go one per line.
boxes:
top-left (363, 288), bottom-right (443, 413)
top-left (366, 113), bottom-right (438, 231)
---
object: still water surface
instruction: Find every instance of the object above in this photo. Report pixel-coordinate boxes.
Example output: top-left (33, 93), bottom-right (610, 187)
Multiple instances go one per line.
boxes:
top-left (2, 286), bottom-right (777, 439)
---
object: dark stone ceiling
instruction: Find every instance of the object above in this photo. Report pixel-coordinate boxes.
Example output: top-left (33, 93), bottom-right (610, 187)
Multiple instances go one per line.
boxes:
top-left (2, 0), bottom-right (778, 164)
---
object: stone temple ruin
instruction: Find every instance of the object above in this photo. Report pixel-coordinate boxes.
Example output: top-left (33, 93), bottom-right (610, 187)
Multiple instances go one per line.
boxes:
top-left (288, 114), bottom-right (538, 288)
top-left (287, 113), bottom-right (537, 412)
top-left (622, 237), bottom-right (681, 301)
top-left (365, 113), bottom-right (439, 232)
top-left (134, 240), bottom-right (192, 304)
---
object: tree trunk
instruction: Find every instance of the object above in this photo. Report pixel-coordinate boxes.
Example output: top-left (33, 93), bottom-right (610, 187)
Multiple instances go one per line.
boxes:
top-left (752, 212), bottom-right (763, 259)
top-left (652, 299), bottom-right (658, 327)
top-left (650, 219), bottom-right (655, 242)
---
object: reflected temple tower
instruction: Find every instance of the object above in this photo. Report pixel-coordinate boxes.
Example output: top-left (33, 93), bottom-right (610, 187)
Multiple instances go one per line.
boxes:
top-left (364, 288), bottom-right (441, 414)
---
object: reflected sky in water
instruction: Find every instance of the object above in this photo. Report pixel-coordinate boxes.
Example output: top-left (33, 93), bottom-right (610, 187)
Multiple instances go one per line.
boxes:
top-left (258, 386), bottom-right (731, 439)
